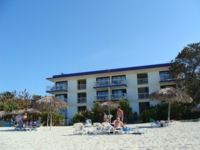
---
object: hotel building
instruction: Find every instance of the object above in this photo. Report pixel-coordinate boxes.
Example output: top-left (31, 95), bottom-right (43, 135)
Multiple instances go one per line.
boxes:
top-left (46, 63), bottom-right (175, 120)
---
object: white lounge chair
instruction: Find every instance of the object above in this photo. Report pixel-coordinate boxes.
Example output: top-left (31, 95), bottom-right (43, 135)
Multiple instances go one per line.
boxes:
top-left (101, 122), bottom-right (122, 134)
top-left (93, 122), bottom-right (104, 134)
top-left (73, 123), bottom-right (87, 135)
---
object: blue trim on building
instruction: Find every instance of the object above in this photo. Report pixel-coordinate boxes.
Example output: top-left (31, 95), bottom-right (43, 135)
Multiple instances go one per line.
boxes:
top-left (93, 84), bottom-right (127, 89)
top-left (46, 90), bottom-right (68, 93)
top-left (47, 63), bottom-right (171, 79)
top-left (159, 79), bottom-right (179, 83)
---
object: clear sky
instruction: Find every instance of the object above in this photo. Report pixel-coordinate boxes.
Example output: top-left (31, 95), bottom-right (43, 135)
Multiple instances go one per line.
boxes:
top-left (0, 0), bottom-right (200, 96)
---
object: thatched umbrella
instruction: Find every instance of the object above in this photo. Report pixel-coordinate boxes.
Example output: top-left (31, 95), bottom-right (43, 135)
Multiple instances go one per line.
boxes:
top-left (149, 87), bottom-right (193, 123)
top-left (98, 101), bottom-right (119, 123)
top-left (33, 96), bottom-right (68, 130)
top-left (0, 111), bottom-right (7, 118)
top-left (191, 104), bottom-right (200, 112)
top-left (8, 108), bottom-right (41, 115)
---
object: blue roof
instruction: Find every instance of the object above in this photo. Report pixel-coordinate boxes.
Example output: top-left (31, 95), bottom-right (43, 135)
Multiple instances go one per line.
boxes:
top-left (47, 63), bottom-right (171, 79)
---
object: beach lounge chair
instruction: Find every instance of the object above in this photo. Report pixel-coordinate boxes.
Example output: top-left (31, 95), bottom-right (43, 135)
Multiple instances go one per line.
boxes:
top-left (102, 122), bottom-right (122, 134)
top-left (73, 123), bottom-right (87, 135)
top-left (92, 122), bottom-right (104, 134)
top-left (85, 119), bottom-right (92, 127)
top-left (150, 118), bottom-right (168, 127)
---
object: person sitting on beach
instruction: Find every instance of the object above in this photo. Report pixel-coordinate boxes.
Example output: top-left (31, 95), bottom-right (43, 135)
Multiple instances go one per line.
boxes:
top-left (114, 117), bottom-right (127, 129)
top-left (36, 118), bottom-right (41, 127)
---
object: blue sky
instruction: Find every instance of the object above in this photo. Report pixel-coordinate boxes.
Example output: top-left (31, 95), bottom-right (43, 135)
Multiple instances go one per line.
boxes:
top-left (0, 0), bottom-right (200, 96)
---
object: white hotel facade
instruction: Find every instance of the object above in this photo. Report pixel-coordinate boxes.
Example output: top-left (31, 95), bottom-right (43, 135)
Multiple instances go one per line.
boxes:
top-left (46, 63), bottom-right (175, 120)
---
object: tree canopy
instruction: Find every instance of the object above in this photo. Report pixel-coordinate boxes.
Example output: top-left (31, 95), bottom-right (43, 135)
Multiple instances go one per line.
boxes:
top-left (169, 42), bottom-right (200, 102)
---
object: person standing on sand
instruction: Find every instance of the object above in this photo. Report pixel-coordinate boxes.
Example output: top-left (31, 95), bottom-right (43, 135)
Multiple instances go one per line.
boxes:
top-left (116, 106), bottom-right (124, 122)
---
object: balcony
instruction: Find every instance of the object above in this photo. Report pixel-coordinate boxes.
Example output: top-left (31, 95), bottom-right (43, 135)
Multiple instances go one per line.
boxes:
top-left (137, 78), bottom-right (148, 85)
top-left (159, 76), bottom-right (177, 83)
top-left (78, 84), bottom-right (86, 90)
top-left (95, 95), bottom-right (109, 101)
top-left (94, 93), bottom-right (127, 102)
top-left (46, 85), bottom-right (67, 93)
top-left (93, 79), bottom-right (127, 89)
top-left (78, 97), bottom-right (87, 103)
top-left (110, 93), bottom-right (127, 100)
top-left (138, 92), bottom-right (149, 99)
top-left (94, 80), bottom-right (110, 88)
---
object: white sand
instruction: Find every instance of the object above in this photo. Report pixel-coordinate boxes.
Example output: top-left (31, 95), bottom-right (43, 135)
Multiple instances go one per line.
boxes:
top-left (0, 122), bottom-right (200, 150)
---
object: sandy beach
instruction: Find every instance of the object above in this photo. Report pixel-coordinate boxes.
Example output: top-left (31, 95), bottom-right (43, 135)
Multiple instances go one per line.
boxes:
top-left (0, 121), bottom-right (200, 150)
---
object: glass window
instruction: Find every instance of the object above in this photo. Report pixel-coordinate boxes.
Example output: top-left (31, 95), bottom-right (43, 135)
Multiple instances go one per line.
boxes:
top-left (96, 77), bottom-right (110, 82)
top-left (112, 75), bottom-right (126, 81)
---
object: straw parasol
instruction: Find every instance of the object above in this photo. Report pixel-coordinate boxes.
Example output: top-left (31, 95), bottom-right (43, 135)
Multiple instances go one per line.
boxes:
top-left (98, 100), bottom-right (119, 123)
top-left (149, 87), bottom-right (193, 123)
top-left (33, 96), bottom-right (68, 130)
top-left (191, 104), bottom-right (200, 112)
top-left (0, 111), bottom-right (7, 118)
top-left (8, 108), bottom-right (41, 115)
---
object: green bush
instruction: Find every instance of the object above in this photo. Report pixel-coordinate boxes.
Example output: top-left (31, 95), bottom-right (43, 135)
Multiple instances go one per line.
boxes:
top-left (72, 99), bottom-right (133, 124)
top-left (139, 102), bottom-right (200, 122)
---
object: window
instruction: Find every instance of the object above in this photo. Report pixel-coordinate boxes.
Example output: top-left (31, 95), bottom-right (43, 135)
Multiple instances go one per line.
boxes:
top-left (55, 81), bottom-right (67, 90)
top-left (77, 93), bottom-right (86, 103)
top-left (55, 94), bottom-right (67, 102)
top-left (112, 89), bottom-right (126, 100)
top-left (77, 80), bottom-right (86, 90)
top-left (112, 75), bottom-right (126, 84)
top-left (159, 71), bottom-right (175, 81)
top-left (137, 73), bottom-right (148, 84)
top-left (78, 106), bottom-right (86, 111)
top-left (112, 75), bottom-right (125, 80)
top-left (138, 87), bottom-right (149, 99)
top-left (112, 89), bottom-right (126, 95)
top-left (95, 77), bottom-right (110, 86)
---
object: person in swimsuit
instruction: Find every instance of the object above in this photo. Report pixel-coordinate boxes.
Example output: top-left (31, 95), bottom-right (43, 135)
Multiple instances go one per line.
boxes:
top-left (114, 117), bottom-right (126, 129)
top-left (116, 106), bottom-right (124, 122)
top-left (22, 113), bottom-right (28, 125)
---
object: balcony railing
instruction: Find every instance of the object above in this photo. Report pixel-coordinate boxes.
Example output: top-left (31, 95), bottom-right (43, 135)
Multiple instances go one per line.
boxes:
top-left (137, 78), bottom-right (148, 85)
top-left (138, 92), bottom-right (149, 99)
top-left (95, 95), bottom-right (109, 101)
top-left (94, 79), bottom-right (126, 88)
top-left (46, 85), bottom-right (67, 92)
top-left (111, 79), bottom-right (126, 85)
top-left (94, 80), bottom-right (110, 87)
top-left (78, 84), bottom-right (86, 90)
top-left (78, 97), bottom-right (87, 103)
top-left (160, 77), bottom-right (177, 82)
top-left (110, 93), bottom-right (127, 100)
top-left (56, 97), bottom-right (68, 103)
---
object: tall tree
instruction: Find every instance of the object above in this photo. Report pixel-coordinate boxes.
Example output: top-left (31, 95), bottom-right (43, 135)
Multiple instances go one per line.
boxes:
top-left (169, 42), bottom-right (200, 103)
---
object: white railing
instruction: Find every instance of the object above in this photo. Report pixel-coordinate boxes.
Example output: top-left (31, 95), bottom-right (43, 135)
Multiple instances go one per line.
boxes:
top-left (160, 76), bottom-right (177, 81)
top-left (110, 93), bottom-right (127, 100)
top-left (78, 84), bottom-right (86, 90)
top-left (137, 78), bottom-right (148, 84)
top-left (94, 80), bottom-right (110, 87)
top-left (56, 98), bottom-right (67, 103)
top-left (78, 97), bottom-right (87, 103)
top-left (46, 85), bottom-right (67, 91)
top-left (138, 92), bottom-right (149, 99)
top-left (94, 79), bottom-right (126, 87)
top-left (95, 95), bottom-right (109, 101)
